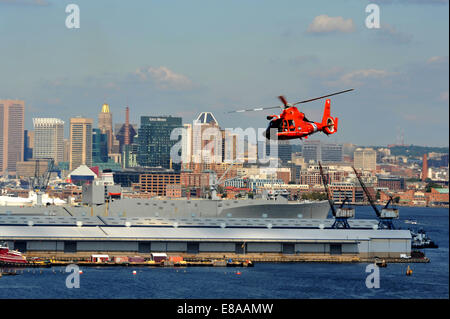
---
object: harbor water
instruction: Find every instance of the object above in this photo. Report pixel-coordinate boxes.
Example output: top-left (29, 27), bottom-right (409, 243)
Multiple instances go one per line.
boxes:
top-left (0, 206), bottom-right (448, 299)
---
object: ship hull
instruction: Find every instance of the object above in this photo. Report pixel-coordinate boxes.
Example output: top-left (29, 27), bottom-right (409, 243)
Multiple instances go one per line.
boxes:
top-left (0, 199), bottom-right (331, 220)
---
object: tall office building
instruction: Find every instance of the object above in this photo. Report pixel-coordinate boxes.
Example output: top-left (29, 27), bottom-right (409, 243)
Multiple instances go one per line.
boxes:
top-left (32, 118), bottom-right (64, 163)
top-left (302, 140), bottom-right (343, 164)
top-left (69, 117), bottom-right (93, 170)
top-left (92, 128), bottom-right (108, 163)
top-left (302, 140), bottom-right (321, 163)
top-left (24, 130), bottom-right (33, 161)
top-left (222, 129), bottom-right (238, 163)
top-left (98, 103), bottom-right (113, 155)
top-left (0, 100), bottom-right (24, 174)
top-left (137, 116), bottom-right (182, 169)
top-left (181, 123), bottom-right (192, 166)
top-left (354, 148), bottom-right (377, 171)
top-left (321, 143), bottom-right (343, 163)
top-left (63, 138), bottom-right (70, 162)
top-left (191, 112), bottom-right (222, 164)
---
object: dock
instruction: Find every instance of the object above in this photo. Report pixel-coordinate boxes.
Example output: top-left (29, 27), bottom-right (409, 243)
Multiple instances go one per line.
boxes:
top-left (1, 252), bottom-right (429, 269)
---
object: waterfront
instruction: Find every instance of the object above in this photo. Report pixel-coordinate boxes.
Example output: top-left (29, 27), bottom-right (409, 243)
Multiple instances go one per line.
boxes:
top-left (0, 206), bottom-right (448, 299)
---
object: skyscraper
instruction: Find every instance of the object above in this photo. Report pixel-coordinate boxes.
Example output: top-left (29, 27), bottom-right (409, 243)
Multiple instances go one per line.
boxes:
top-left (354, 148), bottom-right (377, 171)
top-left (0, 100), bottom-right (24, 174)
top-left (24, 129), bottom-right (33, 161)
top-left (92, 128), bottom-right (108, 163)
top-left (98, 103), bottom-right (113, 155)
top-left (32, 118), bottom-right (64, 163)
top-left (191, 112), bottom-right (222, 164)
top-left (69, 117), bottom-right (93, 170)
top-left (301, 140), bottom-right (343, 164)
top-left (137, 116), bottom-right (182, 169)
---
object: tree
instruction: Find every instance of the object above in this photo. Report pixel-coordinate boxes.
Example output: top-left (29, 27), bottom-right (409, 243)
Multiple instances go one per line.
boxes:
top-left (301, 191), bottom-right (327, 201)
top-left (426, 182), bottom-right (440, 192)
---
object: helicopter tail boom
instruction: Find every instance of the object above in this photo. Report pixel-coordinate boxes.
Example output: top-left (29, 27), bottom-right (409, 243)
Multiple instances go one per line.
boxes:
top-left (321, 99), bottom-right (338, 135)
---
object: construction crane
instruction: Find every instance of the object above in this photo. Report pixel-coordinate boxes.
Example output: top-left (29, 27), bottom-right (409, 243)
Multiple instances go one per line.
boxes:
top-left (209, 161), bottom-right (242, 200)
top-left (352, 166), bottom-right (398, 229)
top-left (318, 162), bottom-right (354, 228)
top-left (31, 158), bottom-right (55, 206)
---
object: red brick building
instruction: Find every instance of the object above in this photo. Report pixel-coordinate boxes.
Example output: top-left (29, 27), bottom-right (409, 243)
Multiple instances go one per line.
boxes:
top-left (139, 172), bottom-right (180, 196)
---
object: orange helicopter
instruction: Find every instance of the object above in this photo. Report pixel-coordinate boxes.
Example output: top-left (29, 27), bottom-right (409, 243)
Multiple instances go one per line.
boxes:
top-left (229, 89), bottom-right (354, 140)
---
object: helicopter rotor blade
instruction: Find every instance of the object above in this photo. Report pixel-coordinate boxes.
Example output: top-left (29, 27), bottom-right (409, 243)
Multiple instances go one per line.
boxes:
top-left (278, 95), bottom-right (289, 107)
top-left (293, 89), bottom-right (354, 105)
top-left (227, 105), bottom-right (282, 114)
top-left (227, 88), bottom-right (354, 114)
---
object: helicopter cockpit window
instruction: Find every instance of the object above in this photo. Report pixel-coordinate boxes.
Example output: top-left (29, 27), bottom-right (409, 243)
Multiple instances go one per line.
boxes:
top-left (268, 119), bottom-right (282, 132)
top-left (282, 120), bottom-right (289, 132)
top-left (288, 120), bottom-right (295, 131)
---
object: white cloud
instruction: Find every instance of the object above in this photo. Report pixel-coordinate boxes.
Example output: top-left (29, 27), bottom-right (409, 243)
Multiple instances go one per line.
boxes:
top-left (134, 66), bottom-right (193, 90)
top-left (427, 56), bottom-right (449, 64)
top-left (374, 23), bottom-right (413, 44)
top-left (0, 0), bottom-right (49, 6)
top-left (339, 69), bottom-right (392, 86)
top-left (312, 68), bottom-right (394, 87)
top-left (307, 15), bottom-right (355, 34)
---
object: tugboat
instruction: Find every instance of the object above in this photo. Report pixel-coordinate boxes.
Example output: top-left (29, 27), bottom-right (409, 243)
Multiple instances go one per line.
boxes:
top-left (0, 242), bottom-right (27, 265)
top-left (410, 229), bottom-right (439, 249)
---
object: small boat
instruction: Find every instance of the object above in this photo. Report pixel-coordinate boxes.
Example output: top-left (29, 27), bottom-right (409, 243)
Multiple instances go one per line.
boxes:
top-left (0, 242), bottom-right (27, 265)
top-left (375, 259), bottom-right (387, 267)
top-left (405, 219), bottom-right (418, 225)
top-left (411, 229), bottom-right (439, 249)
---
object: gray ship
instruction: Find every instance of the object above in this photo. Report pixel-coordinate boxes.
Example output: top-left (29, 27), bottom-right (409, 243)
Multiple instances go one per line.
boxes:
top-left (0, 183), bottom-right (330, 220)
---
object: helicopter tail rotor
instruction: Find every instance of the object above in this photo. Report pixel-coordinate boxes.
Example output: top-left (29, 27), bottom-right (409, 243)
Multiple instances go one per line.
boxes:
top-left (321, 99), bottom-right (338, 135)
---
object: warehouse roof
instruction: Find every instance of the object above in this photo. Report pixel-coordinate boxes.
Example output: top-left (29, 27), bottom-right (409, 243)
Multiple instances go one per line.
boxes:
top-left (0, 225), bottom-right (412, 242)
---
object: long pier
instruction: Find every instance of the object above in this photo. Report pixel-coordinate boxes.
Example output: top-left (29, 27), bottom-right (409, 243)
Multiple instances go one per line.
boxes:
top-left (1, 253), bottom-right (429, 269)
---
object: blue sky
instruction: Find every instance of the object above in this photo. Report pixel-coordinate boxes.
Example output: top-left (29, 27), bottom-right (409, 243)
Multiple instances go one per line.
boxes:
top-left (0, 0), bottom-right (448, 146)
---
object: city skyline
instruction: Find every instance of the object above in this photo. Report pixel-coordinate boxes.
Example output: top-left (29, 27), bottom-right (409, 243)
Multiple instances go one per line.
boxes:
top-left (0, 0), bottom-right (448, 147)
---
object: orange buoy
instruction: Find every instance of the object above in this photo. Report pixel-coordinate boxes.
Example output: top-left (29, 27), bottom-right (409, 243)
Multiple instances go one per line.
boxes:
top-left (406, 265), bottom-right (413, 276)
top-left (236, 271), bottom-right (241, 275)
top-left (132, 270), bottom-right (137, 275)
top-left (79, 270), bottom-right (83, 274)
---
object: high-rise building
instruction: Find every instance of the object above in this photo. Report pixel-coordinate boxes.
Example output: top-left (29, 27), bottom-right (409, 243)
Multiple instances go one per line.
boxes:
top-left (32, 118), bottom-right (64, 163)
top-left (182, 123), bottom-right (192, 167)
top-left (69, 117), bottom-right (93, 170)
top-left (302, 140), bottom-right (321, 163)
top-left (0, 100), bottom-right (24, 174)
top-left (222, 129), bottom-right (237, 163)
top-left (321, 143), bottom-right (343, 163)
top-left (98, 103), bottom-right (113, 155)
top-left (63, 138), bottom-right (70, 162)
top-left (24, 129), bottom-right (33, 161)
top-left (191, 112), bottom-right (222, 164)
top-left (137, 116), bottom-right (182, 169)
top-left (302, 140), bottom-right (343, 164)
top-left (92, 128), bottom-right (108, 163)
top-left (354, 148), bottom-right (377, 171)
